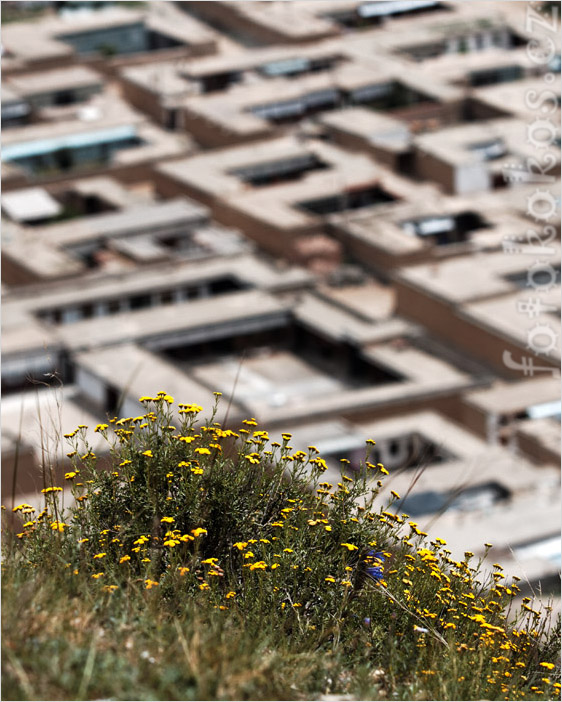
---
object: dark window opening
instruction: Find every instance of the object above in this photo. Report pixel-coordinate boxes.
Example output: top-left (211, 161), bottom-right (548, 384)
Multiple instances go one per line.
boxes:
top-left (329, 1), bottom-right (447, 29)
top-left (130, 294), bottom-right (152, 311)
top-left (367, 431), bottom-right (455, 473)
top-left (26, 191), bottom-right (118, 227)
top-left (36, 278), bottom-right (246, 326)
top-left (249, 90), bottom-right (342, 125)
top-left (352, 81), bottom-right (437, 112)
top-left (397, 481), bottom-right (510, 517)
top-left (200, 71), bottom-right (243, 93)
top-left (1, 354), bottom-right (70, 396)
top-left (401, 210), bottom-right (490, 246)
top-left (160, 290), bottom-right (174, 305)
top-left (298, 185), bottom-right (396, 216)
top-left (231, 154), bottom-right (330, 187)
top-left (209, 276), bottom-right (244, 295)
top-left (257, 55), bottom-right (345, 80)
top-left (165, 108), bottom-right (178, 131)
top-left (105, 384), bottom-right (119, 415)
top-left (146, 29), bottom-right (185, 52)
top-left (54, 90), bottom-right (78, 106)
top-left (470, 65), bottom-right (523, 87)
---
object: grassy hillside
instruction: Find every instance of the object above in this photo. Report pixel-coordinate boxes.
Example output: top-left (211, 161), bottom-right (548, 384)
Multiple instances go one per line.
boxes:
top-left (2, 393), bottom-right (560, 700)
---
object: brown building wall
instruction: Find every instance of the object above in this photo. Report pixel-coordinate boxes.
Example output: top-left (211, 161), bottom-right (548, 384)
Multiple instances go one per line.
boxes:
top-left (153, 166), bottom-right (327, 263)
top-left (341, 388), bottom-right (471, 426)
top-left (186, 1), bottom-right (337, 45)
top-left (414, 149), bottom-right (455, 194)
top-left (394, 278), bottom-right (559, 377)
top-left (516, 430), bottom-right (559, 467)
top-left (1, 160), bottom-right (159, 194)
top-left (120, 78), bottom-right (166, 126)
top-left (329, 223), bottom-right (427, 278)
top-left (182, 108), bottom-right (272, 148)
top-left (1, 253), bottom-right (45, 286)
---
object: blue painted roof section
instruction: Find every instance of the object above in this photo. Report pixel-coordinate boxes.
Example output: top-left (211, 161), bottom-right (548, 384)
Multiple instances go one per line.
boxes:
top-left (2, 124), bottom-right (137, 161)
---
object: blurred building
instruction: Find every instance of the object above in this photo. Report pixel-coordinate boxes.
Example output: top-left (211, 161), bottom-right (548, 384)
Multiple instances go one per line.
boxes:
top-left (1, 0), bottom-right (560, 599)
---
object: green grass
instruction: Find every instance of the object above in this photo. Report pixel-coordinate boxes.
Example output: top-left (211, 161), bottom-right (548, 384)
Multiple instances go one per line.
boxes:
top-left (2, 393), bottom-right (560, 700)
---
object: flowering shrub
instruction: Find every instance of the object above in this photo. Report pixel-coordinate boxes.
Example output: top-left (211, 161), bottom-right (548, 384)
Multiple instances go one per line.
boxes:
top-left (3, 393), bottom-right (560, 701)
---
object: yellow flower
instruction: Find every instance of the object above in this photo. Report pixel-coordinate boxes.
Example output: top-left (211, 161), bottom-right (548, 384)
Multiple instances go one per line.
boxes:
top-left (195, 448), bottom-right (211, 455)
top-left (325, 577), bottom-right (336, 583)
top-left (390, 490), bottom-right (400, 499)
top-left (191, 528), bottom-right (207, 537)
top-left (226, 591), bottom-right (236, 599)
top-left (144, 579), bottom-right (159, 589)
top-left (50, 521), bottom-right (68, 532)
top-left (250, 561), bottom-right (268, 570)
top-left (119, 555), bottom-right (131, 564)
top-left (93, 553), bottom-right (106, 559)
top-left (341, 543), bottom-right (358, 551)
top-left (178, 567), bottom-right (190, 576)
top-left (540, 662), bottom-right (555, 670)
top-left (65, 471), bottom-right (78, 480)
top-left (178, 404), bottom-right (203, 414)
top-left (142, 450), bottom-right (153, 457)
top-left (95, 424), bottom-right (108, 432)
top-left (102, 585), bottom-right (118, 593)
top-left (161, 517), bottom-right (175, 523)
top-left (91, 572), bottom-right (104, 579)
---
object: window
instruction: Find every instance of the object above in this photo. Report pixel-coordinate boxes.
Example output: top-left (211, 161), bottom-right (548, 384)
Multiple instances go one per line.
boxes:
top-left (467, 137), bottom-right (507, 161)
top-left (298, 185), bottom-right (396, 215)
top-left (230, 154), bottom-right (329, 187)
top-left (398, 481), bottom-right (510, 517)
top-left (400, 211), bottom-right (488, 245)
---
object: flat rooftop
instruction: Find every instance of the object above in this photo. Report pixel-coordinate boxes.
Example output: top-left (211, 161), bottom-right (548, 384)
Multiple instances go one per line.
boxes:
top-left (157, 135), bottom-right (418, 231)
top-left (75, 343), bottom-right (230, 422)
top-left (54, 289), bottom-right (291, 353)
top-left (465, 377), bottom-right (561, 416)
top-left (414, 117), bottom-right (552, 167)
top-left (6, 65), bottom-right (103, 98)
top-left (397, 249), bottom-right (562, 305)
top-left (3, 253), bottom-right (311, 322)
top-left (1, 3), bottom-right (216, 65)
top-left (472, 76), bottom-right (562, 121)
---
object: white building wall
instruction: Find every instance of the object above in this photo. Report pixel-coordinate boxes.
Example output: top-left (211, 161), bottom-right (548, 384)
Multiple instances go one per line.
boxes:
top-left (76, 366), bottom-right (106, 407)
top-left (454, 163), bottom-right (490, 194)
